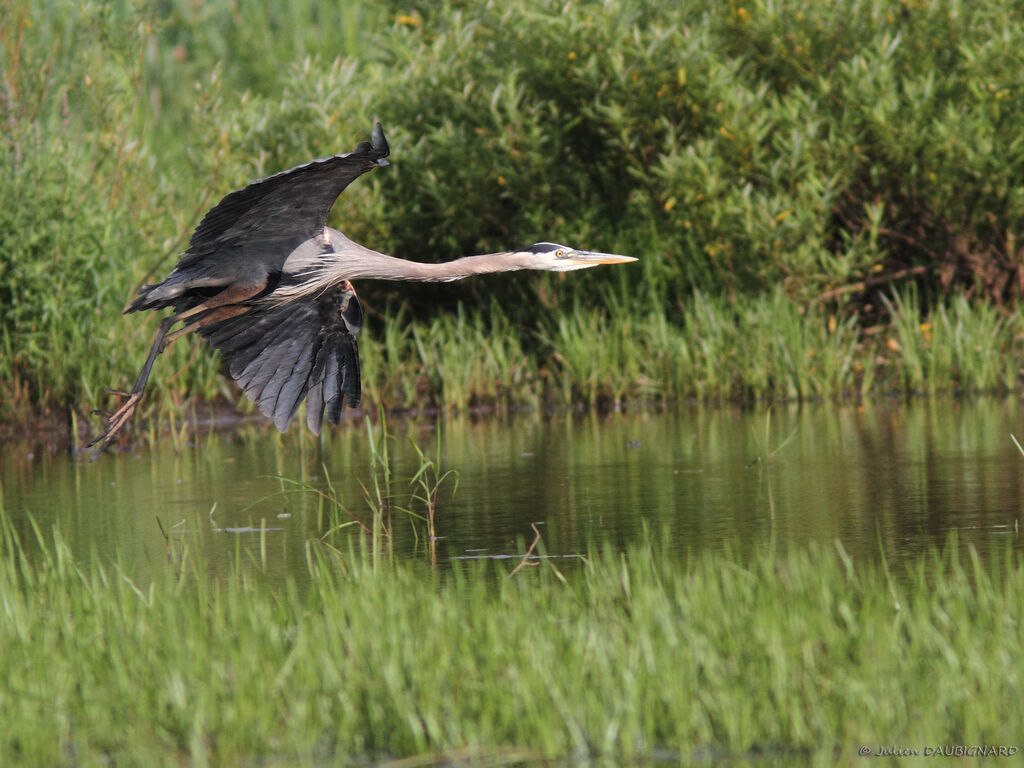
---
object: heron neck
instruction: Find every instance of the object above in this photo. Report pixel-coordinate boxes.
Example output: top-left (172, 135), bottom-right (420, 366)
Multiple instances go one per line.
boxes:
top-left (343, 249), bottom-right (532, 283)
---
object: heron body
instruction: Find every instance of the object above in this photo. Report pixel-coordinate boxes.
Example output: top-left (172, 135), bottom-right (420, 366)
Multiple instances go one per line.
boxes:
top-left (91, 123), bottom-right (636, 453)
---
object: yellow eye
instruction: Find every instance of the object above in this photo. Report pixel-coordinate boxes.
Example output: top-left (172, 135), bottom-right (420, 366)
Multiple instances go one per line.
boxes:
top-left (555, 249), bottom-right (564, 258)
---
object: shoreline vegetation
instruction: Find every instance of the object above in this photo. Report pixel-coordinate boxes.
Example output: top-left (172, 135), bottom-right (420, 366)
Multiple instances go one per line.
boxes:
top-left (10, 287), bottom-right (1024, 447)
top-left (2, 508), bottom-right (1021, 766)
top-left (3, 0), bottom-right (1024, 440)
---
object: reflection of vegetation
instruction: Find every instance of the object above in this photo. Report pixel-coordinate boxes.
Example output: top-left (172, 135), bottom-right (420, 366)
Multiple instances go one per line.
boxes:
top-left (260, 412), bottom-right (458, 558)
top-left (2, 509), bottom-right (1022, 765)
top-left (4, 0), bottom-right (1024, 427)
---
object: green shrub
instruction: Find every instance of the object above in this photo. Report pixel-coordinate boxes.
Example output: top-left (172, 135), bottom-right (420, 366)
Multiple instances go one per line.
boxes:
top-left (3, 0), bottom-right (1024, 421)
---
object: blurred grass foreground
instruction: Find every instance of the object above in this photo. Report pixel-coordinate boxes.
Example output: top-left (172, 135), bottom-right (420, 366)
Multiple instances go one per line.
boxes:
top-left (2, 508), bottom-right (1023, 765)
top-left (3, 0), bottom-right (1023, 431)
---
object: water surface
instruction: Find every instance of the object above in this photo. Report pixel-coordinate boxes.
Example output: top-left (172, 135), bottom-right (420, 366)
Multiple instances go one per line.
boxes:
top-left (3, 399), bottom-right (1022, 577)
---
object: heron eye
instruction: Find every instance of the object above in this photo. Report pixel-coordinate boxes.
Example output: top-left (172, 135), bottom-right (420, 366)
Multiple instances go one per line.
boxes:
top-left (555, 249), bottom-right (564, 258)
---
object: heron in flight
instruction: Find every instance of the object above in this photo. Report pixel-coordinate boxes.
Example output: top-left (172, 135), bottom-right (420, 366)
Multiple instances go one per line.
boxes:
top-left (91, 123), bottom-right (636, 453)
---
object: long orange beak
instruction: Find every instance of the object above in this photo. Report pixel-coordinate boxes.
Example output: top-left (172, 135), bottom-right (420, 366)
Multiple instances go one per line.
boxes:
top-left (569, 250), bottom-right (638, 265)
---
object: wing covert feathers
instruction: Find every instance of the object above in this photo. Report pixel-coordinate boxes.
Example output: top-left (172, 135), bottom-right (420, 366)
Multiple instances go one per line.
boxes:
top-left (174, 123), bottom-right (390, 279)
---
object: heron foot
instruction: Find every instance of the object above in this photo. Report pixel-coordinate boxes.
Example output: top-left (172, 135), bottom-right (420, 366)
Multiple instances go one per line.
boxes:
top-left (88, 391), bottom-right (143, 456)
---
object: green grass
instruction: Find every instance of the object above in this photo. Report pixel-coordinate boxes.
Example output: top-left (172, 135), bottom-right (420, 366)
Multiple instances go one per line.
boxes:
top-left (54, 286), bottom-right (1024, 443)
top-left (357, 288), bottom-right (1024, 414)
top-left (1, 510), bottom-right (1022, 766)
top-left (5, 0), bottom-right (1024, 428)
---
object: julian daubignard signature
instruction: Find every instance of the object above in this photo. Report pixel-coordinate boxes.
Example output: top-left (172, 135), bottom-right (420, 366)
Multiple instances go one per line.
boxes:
top-left (859, 745), bottom-right (1019, 758)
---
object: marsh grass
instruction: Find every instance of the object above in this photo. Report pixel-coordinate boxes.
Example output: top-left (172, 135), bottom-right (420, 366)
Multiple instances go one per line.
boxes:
top-left (883, 288), bottom-right (1020, 394)
top-left (1, 507), bottom-right (1022, 766)
top-left (66, 288), bottom-right (1024, 450)
top-left (5, 0), bottom-right (1024, 430)
top-left (403, 427), bottom-right (459, 551)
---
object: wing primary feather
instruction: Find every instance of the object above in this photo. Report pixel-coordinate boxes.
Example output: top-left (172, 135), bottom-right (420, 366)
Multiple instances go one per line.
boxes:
top-left (273, 342), bottom-right (316, 432)
top-left (340, 338), bottom-right (361, 409)
top-left (304, 347), bottom-right (330, 435)
top-left (325, 348), bottom-right (345, 426)
top-left (321, 348), bottom-right (341, 414)
top-left (255, 336), bottom-right (304, 423)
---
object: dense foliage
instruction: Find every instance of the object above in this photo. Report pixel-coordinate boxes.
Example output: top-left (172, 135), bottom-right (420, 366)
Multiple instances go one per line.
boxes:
top-left (3, 0), bottom-right (1023, 423)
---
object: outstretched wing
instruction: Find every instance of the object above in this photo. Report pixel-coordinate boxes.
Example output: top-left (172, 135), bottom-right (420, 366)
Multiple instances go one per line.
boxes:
top-left (178, 122), bottom-right (390, 277)
top-left (198, 284), bottom-right (364, 434)
top-left (126, 123), bottom-right (389, 315)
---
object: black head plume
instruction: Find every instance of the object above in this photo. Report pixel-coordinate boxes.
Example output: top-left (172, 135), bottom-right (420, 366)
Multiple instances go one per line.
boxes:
top-left (522, 242), bottom-right (563, 254)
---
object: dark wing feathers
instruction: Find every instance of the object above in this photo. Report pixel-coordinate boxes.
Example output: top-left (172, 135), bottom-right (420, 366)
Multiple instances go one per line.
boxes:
top-left (198, 284), bottom-right (363, 434)
top-left (275, 342), bottom-right (316, 430)
top-left (321, 350), bottom-right (341, 420)
top-left (178, 122), bottom-right (390, 276)
top-left (129, 125), bottom-right (385, 434)
top-left (125, 124), bottom-right (389, 316)
top-left (304, 361), bottom-right (327, 435)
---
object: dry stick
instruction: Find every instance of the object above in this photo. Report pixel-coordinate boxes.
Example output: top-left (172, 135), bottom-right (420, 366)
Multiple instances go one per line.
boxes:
top-left (508, 523), bottom-right (543, 577)
top-left (817, 265), bottom-right (928, 303)
top-left (377, 745), bottom-right (545, 768)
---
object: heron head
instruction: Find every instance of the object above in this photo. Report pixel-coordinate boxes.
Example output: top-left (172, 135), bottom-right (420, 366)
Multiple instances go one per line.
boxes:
top-left (517, 242), bottom-right (637, 272)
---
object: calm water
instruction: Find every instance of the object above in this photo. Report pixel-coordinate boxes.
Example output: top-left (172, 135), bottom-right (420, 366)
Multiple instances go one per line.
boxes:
top-left (2, 399), bottom-right (1023, 576)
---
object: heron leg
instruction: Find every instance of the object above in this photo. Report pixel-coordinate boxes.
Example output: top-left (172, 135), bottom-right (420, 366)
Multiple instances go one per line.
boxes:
top-left (89, 284), bottom-right (264, 456)
top-left (162, 304), bottom-right (251, 347)
top-left (89, 316), bottom-right (175, 455)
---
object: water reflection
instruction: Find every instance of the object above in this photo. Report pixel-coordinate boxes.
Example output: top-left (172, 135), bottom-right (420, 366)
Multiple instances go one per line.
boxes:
top-left (2, 399), bottom-right (1022, 578)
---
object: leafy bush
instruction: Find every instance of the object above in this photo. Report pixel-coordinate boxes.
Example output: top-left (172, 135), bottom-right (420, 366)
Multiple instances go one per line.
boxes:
top-left (3, 0), bottom-right (1024, 421)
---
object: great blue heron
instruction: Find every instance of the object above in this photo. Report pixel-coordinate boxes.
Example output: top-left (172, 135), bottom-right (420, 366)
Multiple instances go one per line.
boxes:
top-left (90, 123), bottom-right (636, 453)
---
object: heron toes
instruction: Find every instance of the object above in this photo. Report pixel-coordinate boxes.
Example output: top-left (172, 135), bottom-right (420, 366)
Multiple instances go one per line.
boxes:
top-left (88, 392), bottom-right (143, 454)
